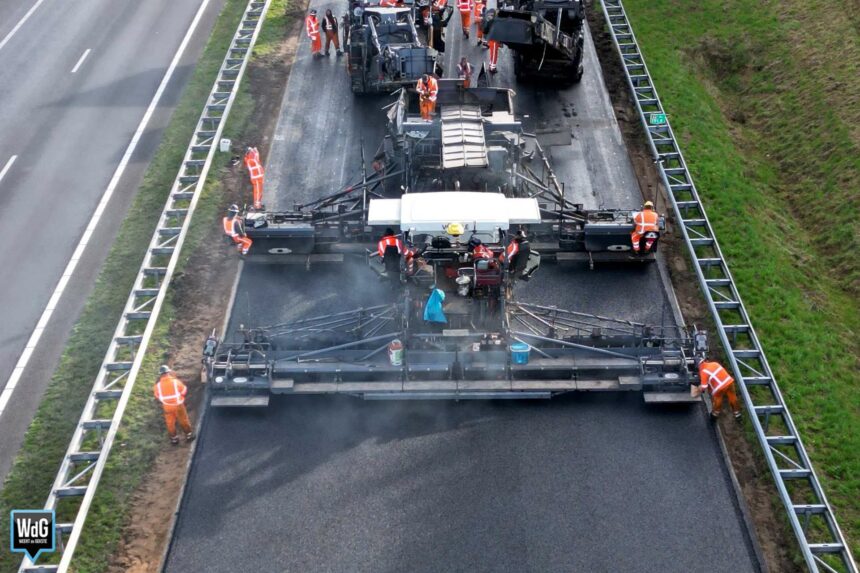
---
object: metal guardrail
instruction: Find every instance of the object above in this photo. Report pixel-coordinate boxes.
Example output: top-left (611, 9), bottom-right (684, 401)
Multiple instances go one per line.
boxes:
top-left (598, 2), bottom-right (857, 571)
top-left (19, 1), bottom-right (271, 571)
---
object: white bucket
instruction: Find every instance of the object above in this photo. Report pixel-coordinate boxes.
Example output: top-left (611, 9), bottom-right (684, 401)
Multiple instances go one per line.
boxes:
top-left (219, 138), bottom-right (231, 152)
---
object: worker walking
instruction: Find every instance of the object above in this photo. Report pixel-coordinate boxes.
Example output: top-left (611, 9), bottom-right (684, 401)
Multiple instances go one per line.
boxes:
top-left (473, 0), bottom-right (486, 46)
top-left (416, 74), bottom-right (439, 121)
top-left (457, 57), bottom-right (474, 88)
top-left (457, 0), bottom-right (472, 38)
top-left (153, 366), bottom-right (194, 445)
top-left (697, 358), bottom-right (742, 420)
top-left (488, 39), bottom-right (500, 73)
top-left (631, 200), bottom-right (660, 254)
top-left (306, 9), bottom-right (322, 56)
top-left (223, 204), bottom-right (252, 255)
top-left (321, 9), bottom-right (343, 56)
top-left (244, 147), bottom-right (264, 210)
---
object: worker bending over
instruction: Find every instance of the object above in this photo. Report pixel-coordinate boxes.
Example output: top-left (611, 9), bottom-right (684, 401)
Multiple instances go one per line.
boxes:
top-left (154, 366), bottom-right (194, 445)
top-left (223, 204), bottom-right (252, 255)
top-left (457, 58), bottom-right (474, 88)
top-left (468, 235), bottom-right (494, 259)
top-left (631, 200), bottom-right (660, 254)
top-left (306, 9), bottom-right (322, 56)
top-left (698, 358), bottom-right (742, 420)
top-left (416, 74), bottom-right (439, 121)
top-left (457, 0), bottom-right (473, 38)
top-left (378, 227), bottom-right (405, 275)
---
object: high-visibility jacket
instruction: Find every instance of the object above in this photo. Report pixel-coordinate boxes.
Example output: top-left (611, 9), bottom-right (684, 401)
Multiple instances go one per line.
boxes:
top-left (699, 361), bottom-right (734, 395)
top-left (416, 76), bottom-right (438, 102)
top-left (457, 0), bottom-right (472, 14)
top-left (500, 240), bottom-right (519, 262)
top-left (223, 216), bottom-right (242, 238)
top-left (244, 148), bottom-right (264, 182)
top-left (473, 0), bottom-right (484, 18)
top-left (305, 15), bottom-right (320, 38)
top-left (472, 243), bottom-right (493, 259)
top-left (154, 373), bottom-right (188, 406)
top-left (380, 0), bottom-right (398, 7)
top-left (633, 208), bottom-right (659, 234)
top-left (433, 0), bottom-right (447, 10)
top-left (377, 235), bottom-right (404, 257)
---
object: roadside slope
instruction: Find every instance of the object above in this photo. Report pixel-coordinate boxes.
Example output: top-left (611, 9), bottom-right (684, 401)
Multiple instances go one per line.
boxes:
top-left (618, 0), bottom-right (860, 555)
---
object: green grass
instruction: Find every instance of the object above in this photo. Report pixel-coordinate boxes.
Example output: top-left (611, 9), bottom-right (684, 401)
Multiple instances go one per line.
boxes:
top-left (0, 0), bottom-right (293, 571)
top-left (617, 0), bottom-right (860, 557)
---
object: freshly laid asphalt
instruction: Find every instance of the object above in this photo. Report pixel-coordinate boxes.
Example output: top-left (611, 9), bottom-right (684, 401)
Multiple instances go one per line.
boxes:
top-left (165, 6), bottom-right (759, 572)
top-left (0, 0), bottom-right (226, 482)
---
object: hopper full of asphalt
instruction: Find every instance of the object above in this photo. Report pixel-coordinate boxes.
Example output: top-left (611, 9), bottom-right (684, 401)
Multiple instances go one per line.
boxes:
top-left (164, 8), bottom-right (758, 572)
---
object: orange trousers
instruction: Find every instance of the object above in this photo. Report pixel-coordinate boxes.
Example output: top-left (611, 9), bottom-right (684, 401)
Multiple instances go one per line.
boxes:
top-left (420, 97), bottom-right (436, 120)
top-left (631, 230), bottom-right (657, 252)
top-left (163, 404), bottom-right (192, 437)
top-left (488, 40), bottom-right (499, 70)
top-left (325, 30), bottom-right (340, 53)
top-left (712, 384), bottom-right (741, 415)
top-left (460, 11), bottom-right (471, 33)
top-left (252, 179), bottom-right (263, 209)
top-left (231, 235), bottom-right (253, 254)
top-left (475, 17), bottom-right (483, 40)
top-left (310, 34), bottom-right (321, 54)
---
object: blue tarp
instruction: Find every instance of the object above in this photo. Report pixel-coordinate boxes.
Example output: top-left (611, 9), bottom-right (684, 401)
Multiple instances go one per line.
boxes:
top-left (423, 288), bottom-right (447, 323)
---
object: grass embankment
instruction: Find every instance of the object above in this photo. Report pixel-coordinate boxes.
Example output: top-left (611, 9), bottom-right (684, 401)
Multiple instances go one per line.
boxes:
top-left (620, 0), bottom-right (860, 556)
top-left (0, 0), bottom-right (291, 570)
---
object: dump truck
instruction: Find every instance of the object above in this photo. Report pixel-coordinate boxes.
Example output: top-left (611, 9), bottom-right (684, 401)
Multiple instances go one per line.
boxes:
top-left (346, 5), bottom-right (441, 94)
top-left (484, 0), bottom-right (585, 82)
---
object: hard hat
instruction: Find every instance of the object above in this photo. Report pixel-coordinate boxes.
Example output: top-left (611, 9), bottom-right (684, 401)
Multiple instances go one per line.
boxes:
top-left (159, 365), bottom-right (171, 375)
top-left (384, 227), bottom-right (395, 236)
top-left (310, 8), bottom-right (317, 14)
top-left (227, 203), bottom-right (239, 213)
top-left (644, 200), bottom-right (654, 209)
top-left (446, 222), bottom-right (465, 237)
top-left (514, 229), bottom-right (526, 240)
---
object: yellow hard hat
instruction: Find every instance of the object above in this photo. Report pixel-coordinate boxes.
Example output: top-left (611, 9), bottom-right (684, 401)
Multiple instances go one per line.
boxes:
top-left (446, 222), bottom-right (465, 236)
top-left (644, 200), bottom-right (654, 209)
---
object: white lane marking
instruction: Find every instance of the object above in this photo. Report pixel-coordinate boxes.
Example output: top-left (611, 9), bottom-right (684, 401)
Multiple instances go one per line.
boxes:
top-left (0, 155), bottom-right (17, 184)
top-left (0, 0), bottom-right (214, 418)
top-left (70, 48), bottom-right (92, 73)
top-left (0, 0), bottom-right (48, 53)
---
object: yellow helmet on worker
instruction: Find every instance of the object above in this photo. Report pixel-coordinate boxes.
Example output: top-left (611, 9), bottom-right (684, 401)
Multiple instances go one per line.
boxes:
top-left (644, 200), bottom-right (654, 209)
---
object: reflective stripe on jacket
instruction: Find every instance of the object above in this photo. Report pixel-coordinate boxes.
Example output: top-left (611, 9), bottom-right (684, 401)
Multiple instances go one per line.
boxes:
top-left (633, 209), bottom-right (659, 234)
top-left (377, 235), bottom-right (404, 257)
top-left (306, 15), bottom-right (320, 37)
top-left (457, 0), bottom-right (471, 13)
top-left (699, 361), bottom-right (734, 395)
top-left (223, 216), bottom-right (239, 238)
top-left (154, 374), bottom-right (188, 406)
top-left (416, 77), bottom-right (439, 101)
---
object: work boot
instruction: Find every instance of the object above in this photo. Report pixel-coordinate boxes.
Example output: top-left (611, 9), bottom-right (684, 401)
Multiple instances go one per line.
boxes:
top-left (170, 435), bottom-right (180, 445)
top-left (733, 411), bottom-right (742, 420)
top-left (477, 38), bottom-right (482, 46)
top-left (186, 432), bottom-right (196, 443)
top-left (710, 411), bottom-right (720, 422)
top-left (337, 50), bottom-right (343, 56)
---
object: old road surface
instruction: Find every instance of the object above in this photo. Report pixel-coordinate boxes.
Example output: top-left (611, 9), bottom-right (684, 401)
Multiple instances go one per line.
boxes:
top-left (165, 7), bottom-right (761, 573)
top-left (0, 0), bottom-right (227, 481)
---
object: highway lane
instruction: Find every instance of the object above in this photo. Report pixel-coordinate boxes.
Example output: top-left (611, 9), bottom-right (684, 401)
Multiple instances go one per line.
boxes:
top-left (0, 0), bottom-right (227, 482)
top-left (165, 6), bottom-right (758, 572)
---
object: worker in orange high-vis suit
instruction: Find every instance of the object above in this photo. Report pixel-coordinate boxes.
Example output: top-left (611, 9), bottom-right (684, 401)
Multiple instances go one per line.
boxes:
top-left (416, 74), bottom-right (438, 121)
top-left (630, 200), bottom-right (660, 254)
top-left (457, 57), bottom-right (474, 88)
top-left (488, 39), bottom-right (500, 73)
top-left (457, 0), bottom-right (472, 38)
top-left (473, 0), bottom-right (485, 46)
top-left (306, 9), bottom-right (322, 56)
top-left (378, 227), bottom-right (404, 275)
top-left (698, 358), bottom-right (742, 420)
top-left (244, 147), bottom-right (265, 210)
top-left (223, 204), bottom-right (252, 255)
top-left (153, 366), bottom-right (194, 445)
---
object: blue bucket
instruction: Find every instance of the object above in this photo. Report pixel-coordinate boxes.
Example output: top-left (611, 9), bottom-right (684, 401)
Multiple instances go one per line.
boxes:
top-left (510, 342), bottom-right (531, 365)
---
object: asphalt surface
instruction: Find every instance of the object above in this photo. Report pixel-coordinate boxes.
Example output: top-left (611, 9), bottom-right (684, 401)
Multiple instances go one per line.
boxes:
top-left (165, 7), bottom-right (758, 572)
top-left (0, 0), bottom-right (227, 482)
